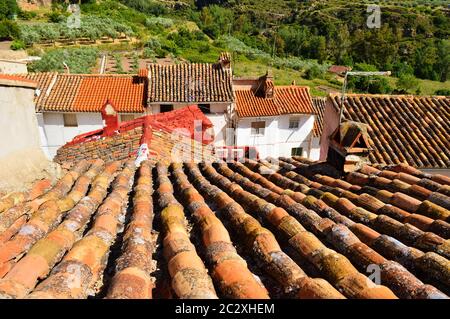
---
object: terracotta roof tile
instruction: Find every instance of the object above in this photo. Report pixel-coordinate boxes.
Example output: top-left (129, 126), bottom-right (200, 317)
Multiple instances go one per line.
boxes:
top-left (312, 97), bottom-right (326, 137)
top-left (22, 73), bottom-right (146, 113)
top-left (328, 65), bottom-right (352, 75)
top-left (147, 63), bottom-right (233, 103)
top-left (0, 155), bottom-right (449, 298)
top-left (329, 94), bottom-right (450, 168)
top-left (235, 86), bottom-right (315, 118)
top-left (0, 74), bottom-right (37, 86)
top-left (53, 105), bottom-right (215, 165)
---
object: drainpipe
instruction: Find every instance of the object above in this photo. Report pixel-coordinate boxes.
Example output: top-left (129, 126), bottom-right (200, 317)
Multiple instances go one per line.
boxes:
top-left (308, 130), bottom-right (313, 159)
top-left (63, 62), bottom-right (70, 74)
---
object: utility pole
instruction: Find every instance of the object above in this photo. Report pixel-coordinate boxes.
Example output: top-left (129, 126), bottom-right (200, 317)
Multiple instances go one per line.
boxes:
top-left (339, 71), bottom-right (391, 124)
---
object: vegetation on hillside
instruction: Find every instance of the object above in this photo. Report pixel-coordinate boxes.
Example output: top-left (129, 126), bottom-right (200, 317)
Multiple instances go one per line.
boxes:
top-left (0, 0), bottom-right (448, 96)
top-left (28, 47), bottom-right (99, 73)
top-left (19, 16), bottom-right (134, 45)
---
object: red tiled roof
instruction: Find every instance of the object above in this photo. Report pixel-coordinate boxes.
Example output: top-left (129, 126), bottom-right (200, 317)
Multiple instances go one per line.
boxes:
top-left (312, 97), bottom-right (326, 137)
top-left (328, 65), bottom-right (352, 74)
top-left (0, 156), bottom-right (449, 299)
top-left (147, 63), bottom-right (233, 103)
top-left (329, 94), bottom-right (450, 168)
top-left (235, 86), bottom-right (315, 118)
top-left (0, 74), bottom-right (37, 86)
top-left (24, 72), bottom-right (57, 107)
top-left (22, 73), bottom-right (147, 113)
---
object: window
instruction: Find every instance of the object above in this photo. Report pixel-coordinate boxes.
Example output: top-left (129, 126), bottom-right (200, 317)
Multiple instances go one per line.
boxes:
top-left (120, 114), bottom-right (135, 122)
top-left (289, 117), bottom-right (300, 129)
top-left (160, 104), bottom-right (174, 113)
top-left (63, 113), bottom-right (78, 127)
top-left (251, 121), bottom-right (265, 136)
top-left (199, 104), bottom-right (211, 114)
top-left (291, 147), bottom-right (303, 156)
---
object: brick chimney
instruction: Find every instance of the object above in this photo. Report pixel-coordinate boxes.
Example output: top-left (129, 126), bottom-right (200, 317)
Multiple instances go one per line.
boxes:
top-left (218, 52), bottom-right (231, 70)
top-left (256, 70), bottom-right (274, 98)
top-left (101, 99), bottom-right (119, 136)
top-left (326, 120), bottom-right (373, 173)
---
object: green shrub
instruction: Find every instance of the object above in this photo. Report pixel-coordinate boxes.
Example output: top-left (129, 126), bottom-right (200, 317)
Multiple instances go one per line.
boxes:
top-left (0, 19), bottom-right (19, 40)
top-left (348, 63), bottom-right (393, 94)
top-left (145, 16), bottom-right (174, 28)
top-left (142, 47), bottom-right (155, 59)
top-left (397, 74), bottom-right (420, 93)
top-left (46, 11), bottom-right (66, 23)
top-left (10, 39), bottom-right (24, 50)
top-left (113, 53), bottom-right (124, 73)
top-left (19, 16), bottom-right (135, 45)
top-left (198, 43), bottom-right (210, 53)
top-left (18, 10), bottom-right (37, 20)
top-left (305, 65), bottom-right (325, 80)
top-left (120, 0), bottom-right (167, 16)
top-left (29, 47), bottom-right (99, 73)
top-left (434, 89), bottom-right (450, 96)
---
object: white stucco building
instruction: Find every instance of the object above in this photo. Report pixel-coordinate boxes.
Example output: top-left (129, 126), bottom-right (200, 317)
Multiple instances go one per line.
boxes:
top-left (232, 73), bottom-right (320, 160)
top-left (146, 53), bottom-right (234, 147)
top-left (23, 72), bottom-right (147, 158)
top-left (17, 53), bottom-right (324, 162)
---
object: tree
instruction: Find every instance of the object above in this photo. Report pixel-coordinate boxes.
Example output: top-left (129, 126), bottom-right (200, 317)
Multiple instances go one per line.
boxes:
top-left (435, 40), bottom-right (449, 82)
top-left (0, 20), bottom-right (19, 40)
top-left (414, 41), bottom-right (438, 81)
top-left (195, 0), bottom-right (232, 9)
top-left (0, 0), bottom-right (18, 20)
top-left (392, 61), bottom-right (414, 77)
top-left (305, 65), bottom-right (324, 80)
top-left (310, 36), bottom-right (327, 63)
top-left (198, 5), bottom-right (234, 38)
top-left (434, 89), bottom-right (450, 96)
top-left (330, 25), bottom-right (351, 64)
top-left (397, 74), bottom-right (420, 93)
top-left (348, 63), bottom-right (393, 94)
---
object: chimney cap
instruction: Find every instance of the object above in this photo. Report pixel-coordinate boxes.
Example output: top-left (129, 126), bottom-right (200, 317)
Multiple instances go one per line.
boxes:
top-left (218, 52), bottom-right (231, 69)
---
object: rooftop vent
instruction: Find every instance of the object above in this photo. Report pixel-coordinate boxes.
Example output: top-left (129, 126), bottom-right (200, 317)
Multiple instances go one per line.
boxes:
top-left (327, 120), bottom-right (373, 173)
top-left (218, 52), bottom-right (231, 70)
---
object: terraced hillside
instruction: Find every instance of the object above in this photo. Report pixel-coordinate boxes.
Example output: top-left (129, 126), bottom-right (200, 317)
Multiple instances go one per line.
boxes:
top-left (0, 157), bottom-right (448, 299)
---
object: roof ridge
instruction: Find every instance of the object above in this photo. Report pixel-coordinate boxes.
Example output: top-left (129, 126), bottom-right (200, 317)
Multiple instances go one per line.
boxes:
top-left (329, 93), bottom-right (448, 99)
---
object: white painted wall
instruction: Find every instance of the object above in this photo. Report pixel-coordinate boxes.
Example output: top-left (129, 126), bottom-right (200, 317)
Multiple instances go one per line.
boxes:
top-left (235, 114), bottom-right (315, 159)
top-left (39, 111), bottom-right (144, 159)
top-left (0, 84), bottom-right (40, 157)
top-left (40, 112), bottom-right (104, 158)
top-left (310, 136), bottom-right (321, 161)
top-left (0, 60), bottom-right (27, 74)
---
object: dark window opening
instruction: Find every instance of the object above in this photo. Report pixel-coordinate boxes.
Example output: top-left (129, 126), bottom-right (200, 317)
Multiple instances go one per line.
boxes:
top-left (251, 121), bottom-right (265, 135)
top-left (199, 104), bottom-right (211, 114)
top-left (291, 147), bottom-right (303, 156)
top-left (160, 104), bottom-right (174, 113)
